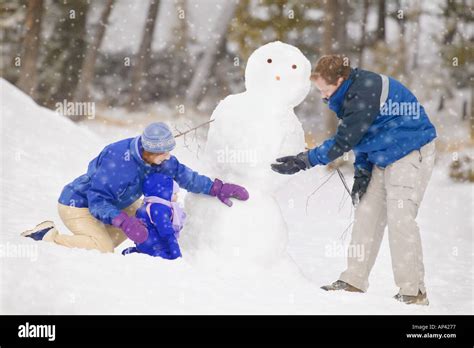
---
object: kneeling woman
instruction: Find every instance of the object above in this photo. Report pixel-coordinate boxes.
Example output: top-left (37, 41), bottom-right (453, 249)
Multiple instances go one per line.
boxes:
top-left (22, 122), bottom-right (249, 253)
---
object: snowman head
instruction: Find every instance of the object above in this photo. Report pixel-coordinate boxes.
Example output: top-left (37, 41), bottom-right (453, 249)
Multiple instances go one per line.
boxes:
top-left (245, 41), bottom-right (311, 107)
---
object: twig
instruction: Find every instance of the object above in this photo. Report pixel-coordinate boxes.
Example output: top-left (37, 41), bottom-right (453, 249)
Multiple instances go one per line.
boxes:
top-left (340, 186), bottom-right (356, 242)
top-left (339, 220), bottom-right (354, 243)
top-left (336, 168), bottom-right (351, 196)
top-left (305, 170), bottom-right (336, 215)
top-left (338, 184), bottom-right (349, 212)
top-left (173, 119), bottom-right (215, 138)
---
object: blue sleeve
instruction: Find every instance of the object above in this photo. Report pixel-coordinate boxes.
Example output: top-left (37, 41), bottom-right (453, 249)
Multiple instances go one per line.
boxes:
top-left (160, 156), bottom-right (214, 195)
top-left (308, 75), bottom-right (382, 166)
top-left (149, 204), bottom-right (175, 238)
top-left (308, 138), bottom-right (337, 166)
top-left (353, 150), bottom-right (374, 173)
top-left (86, 153), bottom-right (127, 225)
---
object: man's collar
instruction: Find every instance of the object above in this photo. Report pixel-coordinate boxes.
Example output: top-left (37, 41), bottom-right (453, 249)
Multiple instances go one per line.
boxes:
top-left (327, 68), bottom-right (357, 116)
top-left (130, 136), bottom-right (153, 168)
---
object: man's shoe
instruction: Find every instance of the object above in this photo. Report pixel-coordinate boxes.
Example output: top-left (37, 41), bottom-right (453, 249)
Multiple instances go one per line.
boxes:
top-left (393, 290), bottom-right (429, 306)
top-left (21, 221), bottom-right (58, 242)
top-left (321, 280), bottom-right (364, 293)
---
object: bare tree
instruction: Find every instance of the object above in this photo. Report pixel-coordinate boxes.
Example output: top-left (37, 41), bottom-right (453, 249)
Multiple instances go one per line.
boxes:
top-left (395, 0), bottom-right (407, 80)
top-left (128, 0), bottom-right (161, 109)
top-left (335, 0), bottom-right (349, 51)
top-left (169, 0), bottom-right (190, 95)
top-left (322, 0), bottom-right (339, 136)
top-left (358, 0), bottom-right (370, 67)
top-left (185, 1), bottom-right (237, 107)
top-left (410, 1), bottom-right (422, 70)
top-left (74, 0), bottom-right (114, 102)
top-left (471, 78), bottom-right (474, 141)
top-left (16, 0), bottom-right (43, 97)
top-left (376, 0), bottom-right (386, 42)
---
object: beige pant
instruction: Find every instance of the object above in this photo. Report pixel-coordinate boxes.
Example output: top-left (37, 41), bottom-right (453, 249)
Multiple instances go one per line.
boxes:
top-left (339, 141), bottom-right (436, 296)
top-left (54, 199), bottom-right (143, 253)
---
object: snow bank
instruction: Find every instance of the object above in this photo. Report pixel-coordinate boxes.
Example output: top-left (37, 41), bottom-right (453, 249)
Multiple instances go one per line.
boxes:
top-left (0, 79), bottom-right (471, 314)
top-left (0, 79), bottom-right (104, 234)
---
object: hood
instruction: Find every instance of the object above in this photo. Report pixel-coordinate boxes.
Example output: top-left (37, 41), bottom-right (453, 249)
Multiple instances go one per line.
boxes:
top-left (130, 136), bottom-right (153, 168)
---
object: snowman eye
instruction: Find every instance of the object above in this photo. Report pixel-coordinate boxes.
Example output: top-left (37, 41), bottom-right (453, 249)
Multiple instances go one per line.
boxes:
top-left (292, 64), bottom-right (297, 69)
top-left (267, 58), bottom-right (272, 63)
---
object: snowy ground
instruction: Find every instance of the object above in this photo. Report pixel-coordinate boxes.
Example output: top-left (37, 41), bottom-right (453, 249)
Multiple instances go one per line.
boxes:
top-left (1, 79), bottom-right (472, 314)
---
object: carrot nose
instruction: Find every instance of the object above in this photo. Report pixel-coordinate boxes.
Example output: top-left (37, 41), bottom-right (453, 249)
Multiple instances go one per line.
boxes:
top-left (275, 75), bottom-right (280, 81)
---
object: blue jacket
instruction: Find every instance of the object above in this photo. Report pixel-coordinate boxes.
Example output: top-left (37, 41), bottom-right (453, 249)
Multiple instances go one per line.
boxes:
top-left (308, 68), bottom-right (437, 171)
top-left (134, 173), bottom-right (181, 260)
top-left (58, 136), bottom-right (213, 224)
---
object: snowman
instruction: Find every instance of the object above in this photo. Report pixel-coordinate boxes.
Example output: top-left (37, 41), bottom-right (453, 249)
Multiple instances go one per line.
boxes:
top-left (181, 41), bottom-right (311, 267)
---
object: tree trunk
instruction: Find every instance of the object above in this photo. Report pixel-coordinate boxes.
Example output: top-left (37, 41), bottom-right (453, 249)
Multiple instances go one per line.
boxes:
top-left (336, 0), bottom-right (348, 51)
top-left (169, 0), bottom-right (189, 94)
top-left (323, 0), bottom-right (337, 54)
top-left (322, 0), bottom-right (339, 137)
top-left (411, 2), bottom-right (421, 70)
top-left (74, 0), bottom-right (114, 102)
top-left (358, 0), bottom-right (369, 68)
top-left (396, 0), bottom-right (407, 81)
top-left (185, 1), bottom-right (237, 107)
top-left (40, 0), bottom-right (89, 107)
top-left (16, 0), bottom-right (43, 97)
top-left (376, 0), bottom-right (386, 42)
top-left (128, 0), bottom-right (161, 109)
top-left (470, 78), bottom-right (474, 141)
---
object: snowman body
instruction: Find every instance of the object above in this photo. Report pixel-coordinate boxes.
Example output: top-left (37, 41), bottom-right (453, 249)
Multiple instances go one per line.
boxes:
top-left (182, 42), bottom-right (311, 265)
top-left (206, 92), bottom-right (305, 188)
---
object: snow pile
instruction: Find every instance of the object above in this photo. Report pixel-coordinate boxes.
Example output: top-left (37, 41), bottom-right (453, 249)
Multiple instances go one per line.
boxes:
top-left (0, 79), bottom-right (104, 234)
top-left (0, 78), bottom-right (309, 314)
top-left (0, 79), bottom-right (472, 314)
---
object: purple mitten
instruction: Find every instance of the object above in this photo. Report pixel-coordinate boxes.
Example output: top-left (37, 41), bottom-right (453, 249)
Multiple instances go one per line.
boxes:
top-left (210, 179), bottom-right (250, 207)
top-left (112, 212), bottom-right (148, 244)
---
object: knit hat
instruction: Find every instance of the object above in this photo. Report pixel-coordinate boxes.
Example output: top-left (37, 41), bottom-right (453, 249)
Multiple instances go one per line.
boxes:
top-left (141, 122), bottom-right (176, 153)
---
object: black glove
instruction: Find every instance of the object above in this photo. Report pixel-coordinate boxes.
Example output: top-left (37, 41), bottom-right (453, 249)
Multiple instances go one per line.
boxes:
top-left (271, 151), bottom-right (312, 175)
top-left (351, 168), bottom-right (372, 206)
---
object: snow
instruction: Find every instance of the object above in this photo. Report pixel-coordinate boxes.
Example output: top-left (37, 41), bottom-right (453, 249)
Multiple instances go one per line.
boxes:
top-left (244, 41), bottom-right (312, 108)
top-left (0, 79), bottom-right (472, 314)
top-left (183, 42), bottom-right (309, 265)
top-left (205, 41), bottom-right (309, 185)
top-left (183, 188), bottom-right (291, 267)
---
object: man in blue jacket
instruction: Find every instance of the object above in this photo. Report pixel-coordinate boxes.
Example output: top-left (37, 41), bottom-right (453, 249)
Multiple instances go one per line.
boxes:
top-left (271, 55), bottom-right (436, 305)
top-left (22, 122), bottom-right (249, 253)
